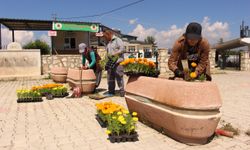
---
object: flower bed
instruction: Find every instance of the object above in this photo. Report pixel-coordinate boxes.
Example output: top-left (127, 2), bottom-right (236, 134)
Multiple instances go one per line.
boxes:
top-left (16, 89), bottom-right (43, 103)
top-left (51, 86), bottom-right (68, 97)
top-left (31, 83), bottom-right (64, 96)
top-left (31, 83), bottom-right (68, 99)
top-left (95, 101), bottom-right (139, 143)
top-left (120, 58), bottom-right (159, 77)
top-left (16, 83), bottom-right (68, 102)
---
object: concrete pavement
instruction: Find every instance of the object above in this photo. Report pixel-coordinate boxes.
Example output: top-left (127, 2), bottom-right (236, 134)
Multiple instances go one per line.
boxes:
top-left (0, 71), bottom-right (250, 150)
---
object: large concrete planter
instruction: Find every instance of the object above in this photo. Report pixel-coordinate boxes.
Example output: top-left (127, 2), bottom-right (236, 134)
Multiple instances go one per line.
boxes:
top-left (125, 76), bottom-right (222, 145)
top-left (66, 68), bottom-right (96, 93)
top-left (50, 67), bottom-right (68, 83)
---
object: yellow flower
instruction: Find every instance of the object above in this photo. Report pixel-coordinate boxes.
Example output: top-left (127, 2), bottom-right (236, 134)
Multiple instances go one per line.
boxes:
top-left (191, 62), bottom-right (197, 67)
top-left (132, 117), bottom-right (138, 122)
top-left (122, 110), bottom-right (129, 114)
top-left (106, 130), bottom-right (111, 135)
top-left (132, 112), bottom-right (137, 116)
top-left (117, 111), bottom-right (122, 115)
top-left (190, 72), bottom-right (197, 79)
top-left (130, 126), bottom-right (135, 130)
top-left (121, 121), bottom-right (127, 124)
top-left (112, 116), bottom-right (117, 119)
top-left (118, 116), bottom-right (125, 122)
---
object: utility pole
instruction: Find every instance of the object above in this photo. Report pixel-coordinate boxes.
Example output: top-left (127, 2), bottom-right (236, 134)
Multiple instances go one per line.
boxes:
top-left (51, 13), bottom-right (57, 21)
top-left (51, 13), bottom-right (57, 55)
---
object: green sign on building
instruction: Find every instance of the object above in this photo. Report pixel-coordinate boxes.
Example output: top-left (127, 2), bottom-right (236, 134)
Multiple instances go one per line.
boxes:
top-left (52, 22), bottom-right (99, 32)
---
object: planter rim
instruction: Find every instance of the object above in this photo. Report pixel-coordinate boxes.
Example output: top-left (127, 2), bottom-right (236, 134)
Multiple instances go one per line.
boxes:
top-left (125, 76), bottom-right (222, 110)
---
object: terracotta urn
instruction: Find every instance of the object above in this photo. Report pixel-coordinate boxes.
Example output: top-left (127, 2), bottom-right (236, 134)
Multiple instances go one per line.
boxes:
top-left (50, 67), bottom-right (68, 83)
top-left (66, 68), bottom-right (96, 93)
top-left (125, 76), bottom-right (222, 145)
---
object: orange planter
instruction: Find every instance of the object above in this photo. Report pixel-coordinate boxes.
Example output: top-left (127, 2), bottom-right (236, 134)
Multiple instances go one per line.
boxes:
top-left (125, 76), bottom-right (222, 145)
top-left (50, 67), bottom-right (68, 83)
top-left (67, 68), bottom-right (96, 93)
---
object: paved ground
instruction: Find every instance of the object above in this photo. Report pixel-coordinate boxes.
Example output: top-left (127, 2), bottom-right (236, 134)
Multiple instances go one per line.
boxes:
top-left (0, 71), bottom-right (250, 150)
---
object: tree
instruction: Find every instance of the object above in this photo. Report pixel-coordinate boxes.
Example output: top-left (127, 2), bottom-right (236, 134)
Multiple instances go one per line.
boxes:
top-left (23, 40), bottom-right (50, 55)
top-left (144, 36), bottom-right (158, 57)
top-left (218, 38), bottom-right (223, 44)
top-left (144, 36), bottom-right (157, 46)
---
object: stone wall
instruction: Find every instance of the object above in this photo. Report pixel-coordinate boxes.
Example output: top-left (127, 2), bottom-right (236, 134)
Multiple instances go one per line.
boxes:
top-left (41, 47), bottom-right (107, 74)
top-left (157, 48), bottom-right (217, 76)
top-left (157, 48), bottom-right (171, 77)
top-left (41, 48), bottom-right (250, 75)
top-left (241, 51), bottom-right (250, 71)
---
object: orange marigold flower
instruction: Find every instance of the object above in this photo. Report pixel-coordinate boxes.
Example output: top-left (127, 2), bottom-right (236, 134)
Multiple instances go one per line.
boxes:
top-left (191, 62), bottom-right (197, 67)
top-left (190, 72), bottom-right (197, 79)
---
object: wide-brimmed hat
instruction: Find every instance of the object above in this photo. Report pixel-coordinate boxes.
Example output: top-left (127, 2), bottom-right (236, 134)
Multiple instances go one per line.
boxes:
top-left (185, 22), bottom-right (202, 40)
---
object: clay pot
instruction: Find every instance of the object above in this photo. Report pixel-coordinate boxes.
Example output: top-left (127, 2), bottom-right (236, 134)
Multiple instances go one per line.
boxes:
top-left (125, 76), bottom-right (222, 145)
top-left (66, 68), bottom-right (96, 93)
top-left (50, 67), bottom-right (68, 83)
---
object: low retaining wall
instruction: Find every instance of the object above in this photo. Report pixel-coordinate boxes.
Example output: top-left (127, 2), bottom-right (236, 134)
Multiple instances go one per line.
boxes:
top-left (0, 49), bottom-right (41, 77)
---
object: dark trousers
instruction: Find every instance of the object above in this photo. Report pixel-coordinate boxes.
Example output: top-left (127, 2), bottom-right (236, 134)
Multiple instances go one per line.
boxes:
top-left (95, 70), bottom-right (102, 88)
top-left (107, 65), bottom-right (124, 94)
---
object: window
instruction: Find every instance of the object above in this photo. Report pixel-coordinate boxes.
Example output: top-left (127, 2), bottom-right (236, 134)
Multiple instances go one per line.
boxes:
top-left (128, 46), bottom-right (135, 52)
top-left (64, 37), bottom-right (76, 49)
top-left (143, 47), bottom-right (150, 52)
top-left (144, 47), bottom-right (152, 58)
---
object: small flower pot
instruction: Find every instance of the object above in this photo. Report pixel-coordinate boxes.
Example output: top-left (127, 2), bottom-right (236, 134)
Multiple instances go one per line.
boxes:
top-left (52, 93), bottom-right (69, 98)
top-left (46, 94), bottom-right (54, 100)
top-left (17, 98), bottom-right (43, 103)
top-left (108, 132), bottom-right (139, 143)
top-left (95, 114), bottom-right (107, 128)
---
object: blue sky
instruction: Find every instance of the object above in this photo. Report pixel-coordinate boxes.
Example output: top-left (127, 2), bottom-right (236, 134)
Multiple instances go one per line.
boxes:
top-left (1, 0), bottom-right (250, 48)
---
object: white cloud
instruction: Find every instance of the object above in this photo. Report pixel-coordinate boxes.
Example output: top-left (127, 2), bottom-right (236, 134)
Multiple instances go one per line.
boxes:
top-left (201, 16), bottom-right (230, 44)
top-left (129, 17), bottom-right (231, 48)
top-left (129, 18), bottom-right (138, 25)
top-left (40, 34), bottom-right (51, 46)
top-left (1, 28), bottom-right (34, 48)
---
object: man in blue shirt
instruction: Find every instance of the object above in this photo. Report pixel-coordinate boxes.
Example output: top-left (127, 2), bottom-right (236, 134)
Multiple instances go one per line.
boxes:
top-left (79, 43), bottom-right (102, 89)
top-left (103, 30), bottom-right (125, 97)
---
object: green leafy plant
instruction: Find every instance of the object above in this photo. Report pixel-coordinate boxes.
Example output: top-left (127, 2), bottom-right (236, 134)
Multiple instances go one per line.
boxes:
top-left (31, 83), bottom-right (64, 95)
top-left (95, 101), bottom-right (138, 136)
top-left (23, 40), bottom-right (50, 55)
top-left (51, 86), bottom-right (67, 97)
top-left (16, 89), bottom-right (41, 99)
top-left (106, 111), bottom-right (138, 136)
top-left (220, 123), bottom-right (240, 135)
top-left (99, 54), bottom-right (119, 70)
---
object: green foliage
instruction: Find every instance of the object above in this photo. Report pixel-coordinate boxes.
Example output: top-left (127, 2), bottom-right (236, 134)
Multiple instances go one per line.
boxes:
top-left (124, 63), bottom-right (158, 77)
top-left (99, 54), bottom-right (119, 70)
top-left (221, 123), bottom-right (240, 135)
top-left (23, 40), bottom-right (50, 55)
top-left (51, 86), bottom-right (67, 96)
top-left (16, 89), bottom-right (41, 99)
top-left (144, 36), bottom-right (157, 46)
top-left (107, 111), bottom-right (138, 135)
top-left (198, 74), bottom-right (206, 82)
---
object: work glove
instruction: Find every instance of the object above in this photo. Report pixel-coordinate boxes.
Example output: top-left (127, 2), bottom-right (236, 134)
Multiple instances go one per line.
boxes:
top-left (174, 69), bottom-right (184, 78)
